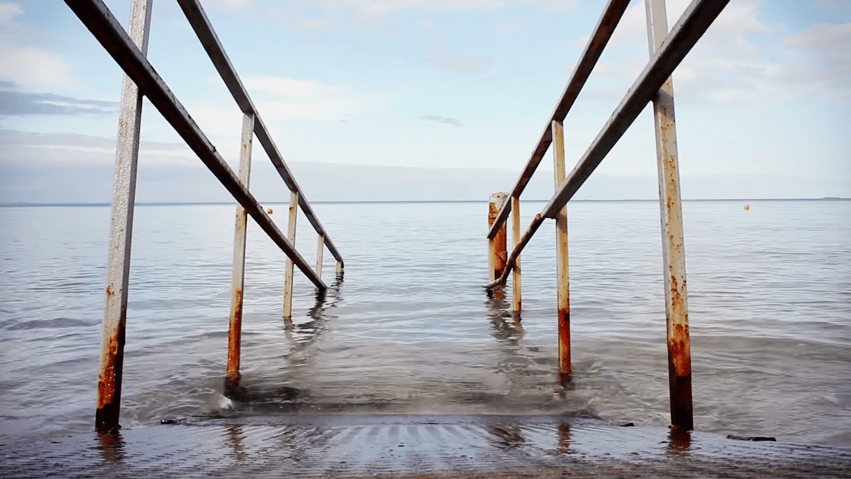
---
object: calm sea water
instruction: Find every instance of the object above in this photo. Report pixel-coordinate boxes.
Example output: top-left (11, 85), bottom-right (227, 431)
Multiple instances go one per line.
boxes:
top-left (1, 200), bottom-right (849, 448)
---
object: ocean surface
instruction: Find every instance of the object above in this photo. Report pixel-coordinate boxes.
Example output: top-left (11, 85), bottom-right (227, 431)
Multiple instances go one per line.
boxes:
top-left (1, 199), bottom-right (849, 448)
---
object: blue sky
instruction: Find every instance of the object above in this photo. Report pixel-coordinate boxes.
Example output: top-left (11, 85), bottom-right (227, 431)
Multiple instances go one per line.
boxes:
top-left (1, 0), bottom-right (849, 202)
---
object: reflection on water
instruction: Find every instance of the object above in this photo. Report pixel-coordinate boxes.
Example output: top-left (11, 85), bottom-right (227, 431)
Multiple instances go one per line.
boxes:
top-left (557, 423), bottom-right (572, 454)
top-left (488, 424), bottom-right (525, 450)
top-left (668, 427), bottom-right (691, 456)
top-left (226, 426), bottom-right (246, 461)
top-left (96, 430), bottom-right (125, 465)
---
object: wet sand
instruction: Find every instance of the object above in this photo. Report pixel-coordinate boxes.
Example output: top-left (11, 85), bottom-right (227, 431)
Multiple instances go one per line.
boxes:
top-left (2, 414), bottom-right (849, 478)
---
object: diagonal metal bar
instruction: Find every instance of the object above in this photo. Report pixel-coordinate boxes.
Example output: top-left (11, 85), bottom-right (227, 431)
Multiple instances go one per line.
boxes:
top-left (488, 0), bottom-right (630, 239)
top-left (64, 0), bottom-right (326, 291)
top-left (484, 214), bottom-right (545, 291)
top-left (540, 0), bottom-right (729, 220)
top-left (175, 0), bottom-right (343, 268)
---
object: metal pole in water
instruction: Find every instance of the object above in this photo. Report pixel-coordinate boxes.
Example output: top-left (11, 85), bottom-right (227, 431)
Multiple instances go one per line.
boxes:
top-left (551, 120), bottom-right (571, 380)
top-left (316, 234), bottom-right (325, 283)
top-left (511, 196), bottom-right (522, 312)
top-left (95, 0), bottom-right (152, 432)
top-left (645, 0), bottom-right (693, 431)
top-left (488, 193), bottom-right (508, 284)
top-left (226, 113), bottom-right (254, 394)
top-left (283, 190), bottom-right (299, 321)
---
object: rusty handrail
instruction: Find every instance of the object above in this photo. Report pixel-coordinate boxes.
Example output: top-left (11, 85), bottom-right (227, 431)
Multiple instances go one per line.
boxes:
top-left (65, 0), bottom-right (345, 431)
top-left (487, 0), bottom-right (630, 240)
top-left (176, 0), bottom-right (343, 268)
top-left (541, 0), bottom-right (728, 220)
top-left (485, 0), bottom-right (730, 432)
top-left (486, 0), bottom-right (729, 281)
top-left (64, 0), bottom-right (331, 289)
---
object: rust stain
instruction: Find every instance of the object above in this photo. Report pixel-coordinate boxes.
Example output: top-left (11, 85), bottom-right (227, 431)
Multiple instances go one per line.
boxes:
top-left (106, 285), bottom-right (115, 298)
top-left (96, 319), bottom-right (126, 430)
top-left (668, 326), bottom-right (692, 376)
top-left (227, 288), bottom-right (243, 388)
top-left (668, 370), bottom-right (694, 431)
top-left (558, 306), bottom-right (571, 376)
top-left (231, 288), bottom-right (243, 322)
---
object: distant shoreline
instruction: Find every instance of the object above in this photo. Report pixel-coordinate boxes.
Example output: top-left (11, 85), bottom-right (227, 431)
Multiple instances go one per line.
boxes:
top-left (1, 197), bottom-right (848, 208)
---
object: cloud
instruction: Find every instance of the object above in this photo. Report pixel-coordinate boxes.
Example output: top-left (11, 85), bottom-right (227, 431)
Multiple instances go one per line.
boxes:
top-left (240, 76), bottom-right (373, 123)
top-left (498, 20), bottom-right (528, 32)
top-left (0, 43), bottom-right (74, 92)
top-left (204, 0), bottom-right (253, 9)
top-left (0, 3), bottom-right (23, 25)
top-left (320, 0), bottom-right (572, 17)
top-left (263, 0), bottom-right (574, 32)
top-left (576, 0), bottom-right (850, 105)
top-left (420, 115), bottom-right (463, 127)
top-left (784, 22), bottom-right (851, 72)
top-left (0, 128), bottom-right (185, 151)
top-left (426, 54), bottom-right (491, 74)
top-left (0, 88), bottom-right (117, 116)
top-left (814, 0), bottom-right (837, 8)
top-left (0, 3), bottom-right (74, 91)
top-left (176, 75), bottom-right (382, 152)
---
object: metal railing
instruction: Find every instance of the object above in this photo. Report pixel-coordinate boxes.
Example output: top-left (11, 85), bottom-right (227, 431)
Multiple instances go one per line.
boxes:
top-left (65, 0), bottom-right (344, 431)
top-left (485, 0), bottom-right (729, 431)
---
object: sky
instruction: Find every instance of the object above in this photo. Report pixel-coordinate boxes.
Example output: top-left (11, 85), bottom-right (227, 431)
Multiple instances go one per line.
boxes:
top-left (0, 0), bottom-right (849, 203)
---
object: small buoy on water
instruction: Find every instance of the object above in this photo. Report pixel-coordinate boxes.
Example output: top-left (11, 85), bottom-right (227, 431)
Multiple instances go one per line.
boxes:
top-left (267, 208), bottom-right (273, 214)
top-left (743, 204), bottom-right (750, 211)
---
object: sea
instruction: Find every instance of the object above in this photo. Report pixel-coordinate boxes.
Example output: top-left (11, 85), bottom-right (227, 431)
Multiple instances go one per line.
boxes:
top-left (1, 199), bottom-right (849, 449)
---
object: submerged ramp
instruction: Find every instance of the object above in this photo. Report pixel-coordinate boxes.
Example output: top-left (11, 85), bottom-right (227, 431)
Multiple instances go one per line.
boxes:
top-left (3, 415), bottom-right (850, 478)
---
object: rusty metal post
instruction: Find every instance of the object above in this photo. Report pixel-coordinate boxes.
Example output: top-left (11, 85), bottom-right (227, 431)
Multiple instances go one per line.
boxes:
top-left (488, 193), bottom-right (508, 283)
top-left (95, 0), bottom-right (152, 432)
top-left (646, 0), bottom-right (693, 431)
top-left (511, 196), bottom-right (522, 312)
top-left (283, 190), bottom-right (299, 320)
top-left (226, 112), bottom-right (254, 393)
top-left (552, 120), bottom-right (571, 380)
top-left (315, 234), bottom-right (325, 283)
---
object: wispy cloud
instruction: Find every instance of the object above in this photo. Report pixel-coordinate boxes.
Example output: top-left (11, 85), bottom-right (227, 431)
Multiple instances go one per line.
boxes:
top-left (310, 0), bottom-right (572, 17)
top-left (0, 4), bottom-right (74, 91)
top-left (574, 0), bottom-right (851, 105)
top-left (814, 0), bottom-right (837, 8)
top-left (420, 115), bottom-right (463, 127)
top-left (243, 76), bottom-right (377, 123)
top-left (426, 54), bottom-right (491, 74)
top-left (262, 0), bottom-right (574, 32)
top-left (205, 0), bottom-right (254, 10)
top-left (784, 22), bottom-right (851, 73)
top-left (0, 128), bottom-right (185, 151)
top-left (0, 3), bottom-right (23, 25)
top-left (0, 87), bottom-right (117, 116)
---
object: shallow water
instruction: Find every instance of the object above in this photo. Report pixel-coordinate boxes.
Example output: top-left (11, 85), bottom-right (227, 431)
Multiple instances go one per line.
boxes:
top-left (1, 200), bottom-right (849, 447)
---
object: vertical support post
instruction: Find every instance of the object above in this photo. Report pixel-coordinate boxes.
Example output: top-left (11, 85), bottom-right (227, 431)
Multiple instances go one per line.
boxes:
top-left (315, 234), bottom-right (325, 283)
top-left (488, 192), bottom-right (508, 283)
top-left (552, 120), bottom-right (571, 380)
top-left (226, 113), bottom-right (254, 393)
top-left (645, 0), bottom-right (693, 431)
top-left (95, 0), bottom-right (153, 432)
top-left (283, 190), bottom-right (299, 321)
top-left (511, 196), bottom-right (522, 312)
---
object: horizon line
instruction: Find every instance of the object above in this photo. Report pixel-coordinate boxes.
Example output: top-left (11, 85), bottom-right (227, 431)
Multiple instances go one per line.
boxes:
top-left (1, 197), bottom-right (848, 208)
